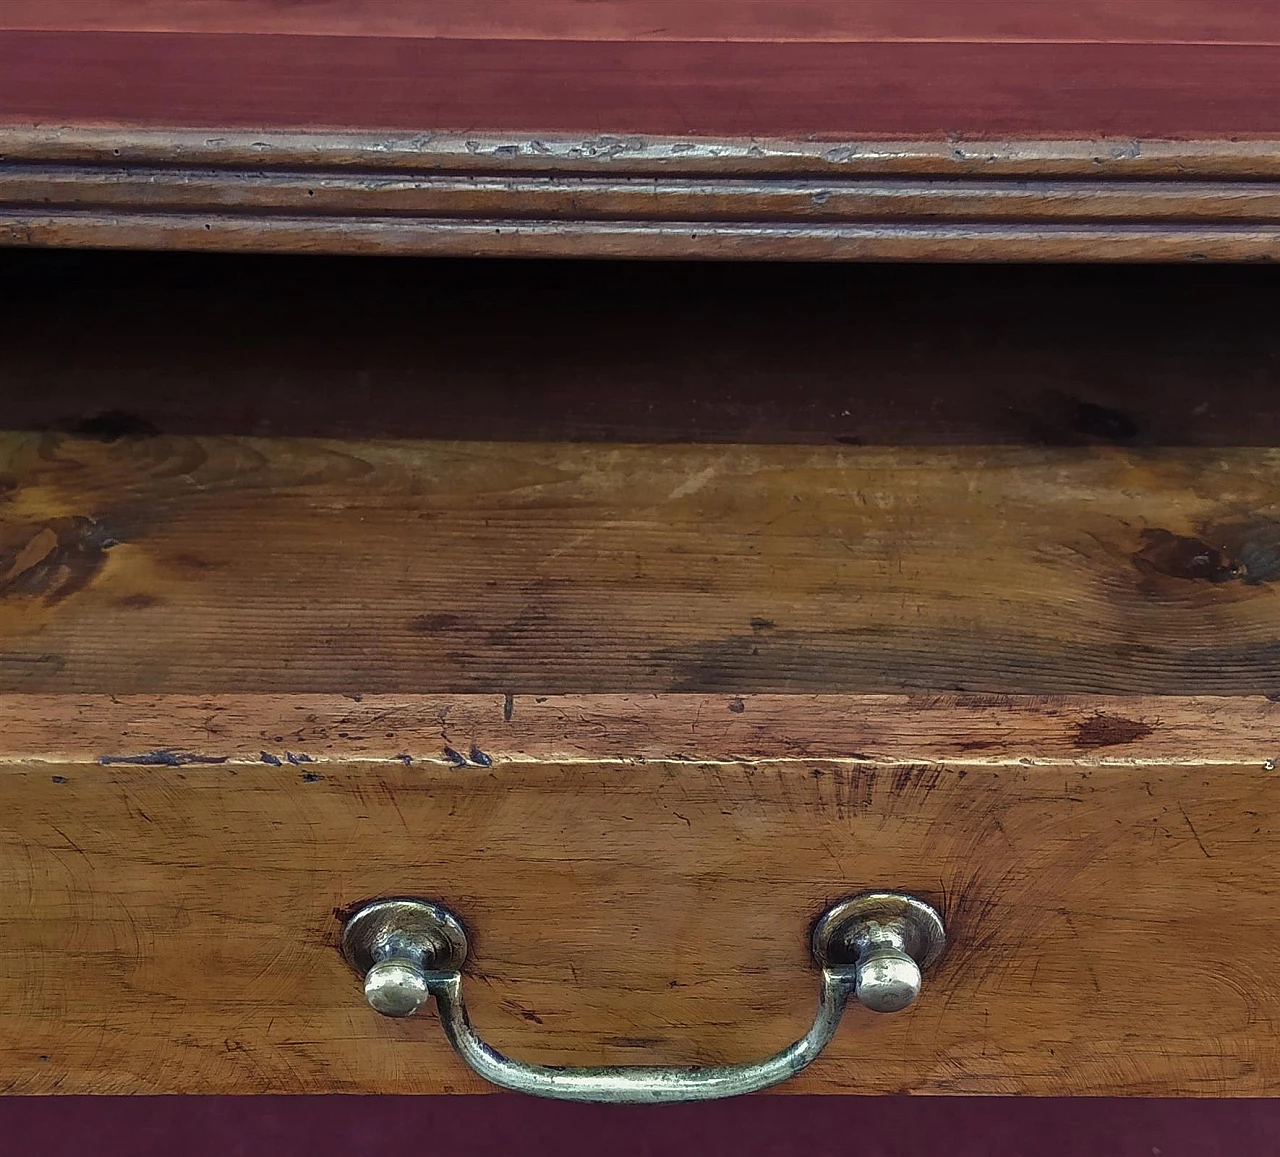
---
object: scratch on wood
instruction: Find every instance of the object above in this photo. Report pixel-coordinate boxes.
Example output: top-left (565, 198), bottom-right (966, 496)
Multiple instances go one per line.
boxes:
top-left (1177, 802), bottom-right (1212, 858)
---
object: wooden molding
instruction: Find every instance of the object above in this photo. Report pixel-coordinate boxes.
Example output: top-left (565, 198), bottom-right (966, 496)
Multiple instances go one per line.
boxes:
top-left (2, 693), bottom-right (1276, 768)
top-left (3, 127), bottom-right (1280, 259)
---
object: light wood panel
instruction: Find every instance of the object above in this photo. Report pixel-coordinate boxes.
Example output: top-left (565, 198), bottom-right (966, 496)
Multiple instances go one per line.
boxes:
top-left (5, 435), bottom-right (1280, 695)
top-left (0, 693), bottom-right (1275, 1094)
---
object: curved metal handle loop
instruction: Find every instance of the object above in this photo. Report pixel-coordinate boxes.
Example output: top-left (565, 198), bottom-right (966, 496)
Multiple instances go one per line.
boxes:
top-left (424, 965), bottom-right (854, 1103)
top-left (342, 892), bottom-right (945, 1104)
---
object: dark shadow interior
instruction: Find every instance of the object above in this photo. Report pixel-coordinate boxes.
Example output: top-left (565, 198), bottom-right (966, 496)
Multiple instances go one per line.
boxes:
top-left (2, 250), bottom-right (1277, 445)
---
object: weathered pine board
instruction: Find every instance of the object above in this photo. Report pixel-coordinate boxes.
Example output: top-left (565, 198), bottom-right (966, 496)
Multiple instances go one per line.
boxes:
top-left (4, 434), bottom-right (1280, 695)
top-left (0, 693), bottom-right (1275, 1095)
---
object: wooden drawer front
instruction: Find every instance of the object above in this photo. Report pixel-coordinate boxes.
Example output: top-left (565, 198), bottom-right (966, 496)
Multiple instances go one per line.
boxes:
top-left (0, 694), bottom-right (1276, 1095)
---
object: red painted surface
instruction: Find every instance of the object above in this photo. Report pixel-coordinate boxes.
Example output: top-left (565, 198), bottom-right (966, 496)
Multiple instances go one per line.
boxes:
top-left (4, 30), bottom-right (1280, 138)
top-left (4, 0), bottom-right (1280, 44)
top-left (0, 1096), bottom-right (1277, 1157)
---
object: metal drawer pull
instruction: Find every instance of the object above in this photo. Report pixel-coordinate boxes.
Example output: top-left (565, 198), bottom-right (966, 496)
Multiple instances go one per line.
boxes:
top-left (342, 891), bottom-right (945, 1104)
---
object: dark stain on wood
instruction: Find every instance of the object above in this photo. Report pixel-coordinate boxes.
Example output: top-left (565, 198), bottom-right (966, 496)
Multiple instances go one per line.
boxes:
top-left (1132, 528), bottom-right (1241, 584)
top-left (411, 612), bottom-right (463, 633)
top-left (655, 628), bottom-right (1280, 695)
top-left (98, 750), bottom-right (229, 767)
top-left (503, 692), bottom-right (514, 722)
top-left (1223, 522), bottom-right (1280, 585)
top-left (300, 771), bottom-right (323, 782)
top-left (443, 746), bottom-right (467, 768)
top-left (59, 410), bottom-right (160, 442)
top-left (169, 552), bottom-right (222, 572)
top-left (727, 697), bottom-right (746, 713)
top-left (1071, 399), bottom-right (1139, 442)
top-left (260, 752), bottom-right (282, 766)
top-left (117, 592), bottom-right (160, 610)
top-left (750, 618), bottom-right (776, 632)
top-left (1074, 714), bottom-right (1154, 750)
top-left (284, 752), bottom-right (313, 765)
top-left (0, 516), bottom-right (118, 604)
top-left (468, 745), bottom-right (493, 768)
top-left (1015, 392), bottom-right (1142, 446)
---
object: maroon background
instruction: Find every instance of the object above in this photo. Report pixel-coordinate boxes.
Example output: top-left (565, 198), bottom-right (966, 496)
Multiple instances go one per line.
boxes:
top-left (0, 1097), bottom-right (1276, 1156)
top-left (5, 27), bottom-right (1280, 138)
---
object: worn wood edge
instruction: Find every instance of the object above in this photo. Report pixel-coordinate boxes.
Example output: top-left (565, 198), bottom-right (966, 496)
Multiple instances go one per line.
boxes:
top-left (3, 694), bottom-right (1278, 768)
top-left (6, 128), bottom-right (1280, 257)
top-left (4, 211), bottom-right (1280, 260)
top-left (14, 167), bottom-right (1280, 224)
top-left (5, 126), bottom-right (1280, 178)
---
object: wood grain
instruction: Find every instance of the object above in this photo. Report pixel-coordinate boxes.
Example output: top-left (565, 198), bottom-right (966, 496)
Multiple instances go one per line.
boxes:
top-left (12, 166), bottom-right (1280, 224)
top-left (9, 212), bottom-right (1280, 261)
top-left (6, 1), bottom-right (1280, 45)
top-left (5, 435), bottom-right (1280, 696)
top-left (0, 693), bottom-right (1275, 1094)
top-left (6, 31), bottom-right (1280, 140)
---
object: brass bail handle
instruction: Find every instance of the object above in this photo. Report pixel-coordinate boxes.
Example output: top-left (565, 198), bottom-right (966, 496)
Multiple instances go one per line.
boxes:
top-left (342, 891), bottom-right (946, 1104)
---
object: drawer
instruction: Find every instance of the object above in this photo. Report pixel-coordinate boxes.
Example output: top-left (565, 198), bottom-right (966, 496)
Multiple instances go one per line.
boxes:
top-left (2, 694), bottom-right (1278, 1095)
top-left (1, 253), bottom-right (1279, 1098)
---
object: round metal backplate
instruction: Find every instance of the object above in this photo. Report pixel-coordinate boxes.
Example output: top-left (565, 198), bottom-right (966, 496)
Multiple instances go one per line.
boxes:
top-left (341, 898), bottom-right (469, 976)
top-left (811, 891), bottom-right (946, 970)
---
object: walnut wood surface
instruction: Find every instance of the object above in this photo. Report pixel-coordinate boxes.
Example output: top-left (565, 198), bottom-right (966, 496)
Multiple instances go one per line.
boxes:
top-left (4, 432), bottom-right (1280, 696)
top-left (0, 693), bottom-right (1275, 1095)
